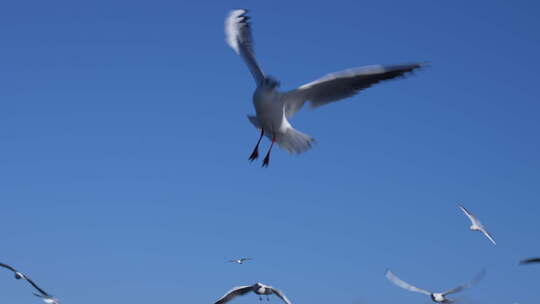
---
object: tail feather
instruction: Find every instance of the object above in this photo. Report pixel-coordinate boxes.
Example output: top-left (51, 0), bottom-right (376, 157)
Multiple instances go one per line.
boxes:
top-left (277, 127), bottom-right (315, 154)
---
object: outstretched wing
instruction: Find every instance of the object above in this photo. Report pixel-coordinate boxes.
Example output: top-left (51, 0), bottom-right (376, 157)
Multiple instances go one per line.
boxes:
top-left (385, 270), bottom-right (431, 296)
top-left (269, 287), bottom-right (292, 304)
top-left (24, 277), bottom-right (51, 297)
top-left (214, 285), bottom-right (253, 304)
top-left (225, 9), bottom-right (265, 85)
top-left (0, 262), bottom-right (19, 273)
top-left (281, 63), bottom-right (423, 118)
top-left (458, 205), bottom-right (479, 226)
top-left (480, 228), bottom-right (497, 245)
top-left (442, 269), bottom-right (485, 296)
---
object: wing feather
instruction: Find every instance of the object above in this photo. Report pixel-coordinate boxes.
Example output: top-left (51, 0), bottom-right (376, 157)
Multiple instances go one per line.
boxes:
top-left (385, 270), bottom-right (431, 296)
top-left (225, 9), bottom-right (265, 85)
top-left (0, 262), bottom-right (19, 273)
top-left (24, 277), bottom-right (51, 297)
top-left (442, 269), bottom-right (485, 296)
top-left (282, 63), bottom-right (423, 118)
top-left (458, 205), bottom-right (478, 225)
top-left (214, 285), bottom-right (253, 304)
top-left (269, 287), bottom-right (292, 304)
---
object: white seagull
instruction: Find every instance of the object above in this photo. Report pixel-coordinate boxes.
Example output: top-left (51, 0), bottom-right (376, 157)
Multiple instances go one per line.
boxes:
top-left (214, 282), bottom-right (292, 304)
top-left (225, 9), bottom-right (424, 167)
top-left (385, 269), bottom-right (485, 303)
top-left (227, 257), bottom-right (252, 264)
top-left (458, 205), bottom-right (496, 245)
top-left (0, 262), bottom-right (60, 304)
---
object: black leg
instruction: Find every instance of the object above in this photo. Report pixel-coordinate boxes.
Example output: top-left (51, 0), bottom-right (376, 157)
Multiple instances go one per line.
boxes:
top-left (262, 137), bottom-right (275, 168)
top-left (249, 129), bottom-right (264, 161)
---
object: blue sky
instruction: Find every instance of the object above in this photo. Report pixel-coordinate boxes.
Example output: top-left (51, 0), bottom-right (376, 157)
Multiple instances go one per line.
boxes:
top-left (1, 0), bottom-right (539, 303)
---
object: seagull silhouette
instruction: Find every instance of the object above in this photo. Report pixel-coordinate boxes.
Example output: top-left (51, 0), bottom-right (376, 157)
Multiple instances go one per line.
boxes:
top-left (458, 205), bottom-right (496, 245)
top-left (225, 9), bottom-right (424, 167)
top-left (385, 269), bottom-right (485, 303)
top-left (215, 282), bottom-right (291, 304)
top-left (227, 258), bottom-right (252, 264)
top-left (0, 262), bottom-right (60, 304)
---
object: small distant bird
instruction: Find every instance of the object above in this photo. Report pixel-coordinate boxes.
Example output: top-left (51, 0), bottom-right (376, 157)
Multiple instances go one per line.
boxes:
top-left (215, 282), bottom-right (292, 304)
top-left (458, 205), bottom-right (496, 245)
top-left (225, 9), bottom-right (424, 167)
top-left (0, 262), bottom-right (60, 304)
top-left (228, 258), bottom-right (252, 264)
top-left (385, 269), bottom-right (485, 303)
top-left (519, 257), bottom-right (540, 265)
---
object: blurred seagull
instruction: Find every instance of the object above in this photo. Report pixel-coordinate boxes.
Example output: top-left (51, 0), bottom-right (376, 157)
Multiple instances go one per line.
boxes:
top-left (458, 205), bottom-right (496, 245)
top-left (519, 257), bottom-right (540, 265)
top-left (385, 269), bottom-right (485, 303)
top-left (228, 257), bottom-right (252, 264)
top-left (0, 262), bottom-right (26, 280)
top-left (225, 9), bottom-right (424, 167)
top-left (215, 282), bottom-right (291, 304)
top-left (0, 262), bottom-right (60, 304)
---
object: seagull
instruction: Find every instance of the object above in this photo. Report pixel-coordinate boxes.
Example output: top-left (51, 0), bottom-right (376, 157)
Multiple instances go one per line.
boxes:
top-left (458, 205), bottom-right (496, 245)
top-left (214, 282), bottom-right (292, 304)
top-left (228, 257), bottom-right (252, 264)
top-left (0, 262), bottom-right (60, 304)
top-left (385, 269), bottom-right (485, 303)
top-left (225, 9), bottom-right (424, 167)
top-left (519, 257), bottom-right (540, 265)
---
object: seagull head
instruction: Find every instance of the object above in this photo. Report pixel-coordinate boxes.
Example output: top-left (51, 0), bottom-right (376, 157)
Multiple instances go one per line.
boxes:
top-left (14, 272), bottom-right (24, 279)
top-left (261, 77), bottom-right (280, 89)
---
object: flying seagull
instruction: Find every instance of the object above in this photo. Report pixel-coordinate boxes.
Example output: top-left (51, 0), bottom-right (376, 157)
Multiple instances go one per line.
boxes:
top-left (519, 257), bottom-right (540, 265)
top-left (458, 205), bottom-right (496, 245)
top-left (385, 269), bottom-right (485, 303)
top-left (225, 9), bottom-right (424, 167)
top-left (0, 262), bottom-right (60, 304)
top-left (228, 257), bottom-right (252, 264)
top-left (215, 282), bottom-right (292, 304)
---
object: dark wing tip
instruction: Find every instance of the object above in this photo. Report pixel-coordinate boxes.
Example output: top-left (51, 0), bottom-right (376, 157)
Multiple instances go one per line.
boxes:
top-left (520, 258), bottom-right (540, 265)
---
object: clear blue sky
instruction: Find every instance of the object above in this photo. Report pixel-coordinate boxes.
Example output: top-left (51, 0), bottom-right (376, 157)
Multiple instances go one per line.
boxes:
top-left (1, 1), bottom-right (539, 304)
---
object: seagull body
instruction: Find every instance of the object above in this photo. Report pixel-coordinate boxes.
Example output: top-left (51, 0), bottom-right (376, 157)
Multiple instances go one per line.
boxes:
top-left (225, 9), bottom-right (424, 166)
top-left (215, 282), bottom-right (291, 304)
top-left (33, 293), bottom-right (61, 304)
top-left (228, 257), bottom-right (252, 264)
top-left (385, 269), bottom-right (484, 303)
top-left (458, 205), bottom-right (496, 245)
top-left (0, 262), bottom-right (60, 304)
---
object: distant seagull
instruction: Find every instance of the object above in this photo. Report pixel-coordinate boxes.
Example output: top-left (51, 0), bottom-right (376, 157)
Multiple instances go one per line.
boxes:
top-left (215, 282), bottom-right (292, 304)
top-left (225, 9), bottom-right (424, 167)
top-left (458, 205), bottom-right (496, 245)
top-left (228, 258), bottom-right (252, 264)
top-left (519, 257), bottom-right (540, 265)
top-left (385, 269), bottom-right (485, 303)
top-left (0, 262), bottom-right (60, 304)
